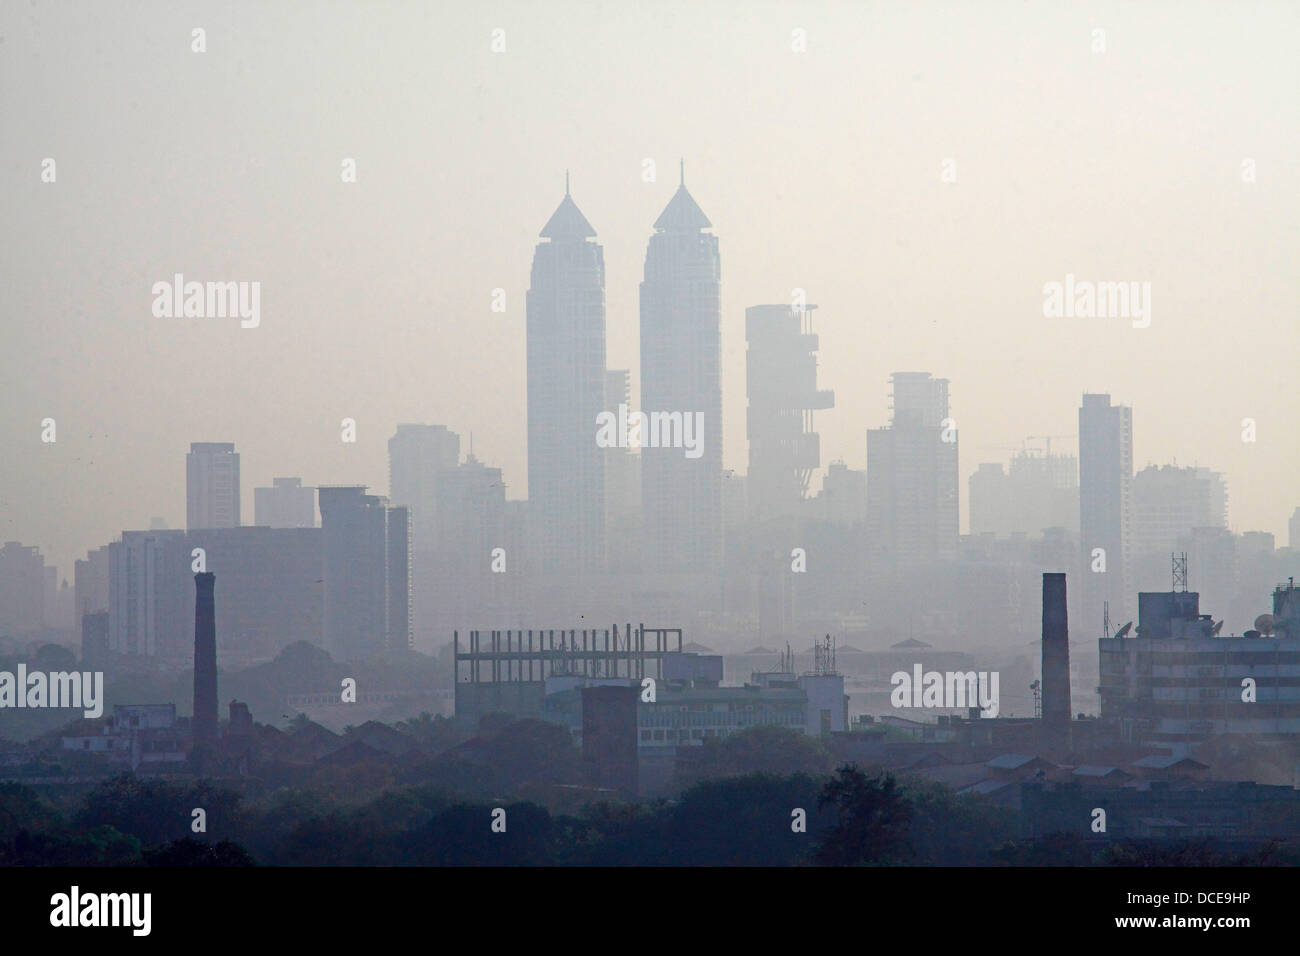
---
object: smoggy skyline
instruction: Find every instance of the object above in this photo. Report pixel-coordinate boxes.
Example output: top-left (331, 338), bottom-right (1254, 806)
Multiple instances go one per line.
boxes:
top-left (3, 1), bottom-right (1297, 574)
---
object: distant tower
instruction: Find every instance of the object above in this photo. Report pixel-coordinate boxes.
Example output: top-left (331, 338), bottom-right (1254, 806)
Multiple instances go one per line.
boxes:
top-left (745, 303), bottom-right (834, 520)
top-left (253, 477), bottom-right (317, 528)
top-left (866, 372), bottom-right (959, 570)
top-left (1041, 572), bottom-right (1071, 732)
top-left (318, 487), bottom-right (410, 660)
top-left (192, 572), bottom-right (218, 752)
top-left (1078, 394), bottom-right (1132, 626)
top-left (187, 442), bottom-right (240, 530)
top-left (526, 173), bottom-right (607, 575)
top-left (387, 424), bottom-right (460, 547)
top-left (639, 162), bottom-right (722, 574)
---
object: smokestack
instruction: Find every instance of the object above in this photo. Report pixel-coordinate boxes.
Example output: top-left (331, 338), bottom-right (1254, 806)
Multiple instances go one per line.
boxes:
top-left (1041, 572), bottom-right (1071, 730)
top-left (193, 572), bottom-right (218, 749)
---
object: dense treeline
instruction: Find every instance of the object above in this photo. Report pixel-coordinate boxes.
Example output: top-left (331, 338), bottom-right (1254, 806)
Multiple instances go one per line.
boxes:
top-left (2, 764), bottom-right (1291, 866)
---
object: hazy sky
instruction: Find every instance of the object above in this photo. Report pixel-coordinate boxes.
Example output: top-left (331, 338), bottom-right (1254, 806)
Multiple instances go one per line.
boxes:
top-left (3, 0), bottom-right (1297, 575)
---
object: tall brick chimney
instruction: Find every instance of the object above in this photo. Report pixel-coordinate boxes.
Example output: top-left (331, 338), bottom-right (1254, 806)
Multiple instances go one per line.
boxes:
top-left (193, 572), bottom-right (218, 751)
top-left (1041, 572), bottom-right (1071, 731)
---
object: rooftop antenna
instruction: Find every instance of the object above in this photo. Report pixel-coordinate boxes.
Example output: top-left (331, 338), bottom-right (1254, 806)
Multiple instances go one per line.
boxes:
top-left (564, 169), bottom-right (570, 196)
top-left (1173, 552), bottom-right (1188, 592)
top-left (679, 157), bottom-right (685, 187)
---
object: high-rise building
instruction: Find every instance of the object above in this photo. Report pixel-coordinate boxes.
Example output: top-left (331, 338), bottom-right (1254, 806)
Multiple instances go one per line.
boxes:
top-left (108, 527), bottom-right (322, 663)
top-left (74, 544), bottom-right (111, 621)
top-left (108, 530), bottom-right (188, 658)
top-left (969, 448), bottom-right (1079, 537)
top-left (318, 486), bottom-right (409, 661)
top-left (0, 541), bottom-right (47, 635)
top-left (387, 424), bottom-right (460, 546)
top-left (421, 453), bottom-right (523, 634)
top-left (253, 477), bottom-right (317, 528)
top-left (745, 303), bottom-right (834, 521)
top-left (866, 372), bottom-right (959, 570)
top-left (818, 461), bottom-right (867, 525)
top-left (186, 442), bottom-right (240, 530)
top-left (639, 165), bottom-right (722, 574)
top-left (1289, 507), bottom-right (1300, 550)
top-left (526, 177), bottom-right (606, 577)
top-left (604, 370), bottom-right (641, 567)
top-left (1132, 464), bottom-right (1226, 558)
top-left (1078, 393), bottom-right (1133, 627)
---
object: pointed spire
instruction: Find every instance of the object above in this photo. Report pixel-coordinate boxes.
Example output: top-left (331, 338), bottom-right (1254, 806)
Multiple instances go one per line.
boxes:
top-left (653, 164), bottom-right (712, 233)
top-left (539, 173), bottom-right (596, 239)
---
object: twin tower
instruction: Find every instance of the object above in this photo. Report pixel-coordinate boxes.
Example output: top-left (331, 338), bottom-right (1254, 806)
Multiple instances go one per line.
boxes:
top-left (526, 168), bottom-right (721, 587)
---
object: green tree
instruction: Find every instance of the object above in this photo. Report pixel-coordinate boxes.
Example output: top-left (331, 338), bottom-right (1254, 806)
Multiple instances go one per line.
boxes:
top-left (813, 764), bottom-right (912, 865)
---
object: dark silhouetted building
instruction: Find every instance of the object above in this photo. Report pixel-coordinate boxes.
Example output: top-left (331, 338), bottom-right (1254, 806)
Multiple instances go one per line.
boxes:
top-left (582, 684), bottom-right (639, 797)
top-left (193, 572), bottom-right (218, 755)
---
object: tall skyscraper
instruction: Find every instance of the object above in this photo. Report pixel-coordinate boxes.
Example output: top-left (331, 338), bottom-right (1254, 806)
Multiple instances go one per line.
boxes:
top-left (639, 164), bottom-right (722, 574)
top-left (318, 486), bottom-right (409, 661)
top-left (432, 454), bottom-right (511, 624)
top-left (1078, 393), bottom-right (1133, 628)
top-left (387, 424), bottom-right (460, 546)
top-left (186, 442), bottom-right (240, 530)
top-left (1132, 464), bottom-right (1227, 558)
top-left (253, 477), bottom-right (317, 528)
top-left (866, 372), bottom-right (959, 570)
top-left (745, 303), bottom-right (834, 521)
top-left (604, 370), bottom-right (641, 563)
top-left (526, 176), bottom-right (606, 576)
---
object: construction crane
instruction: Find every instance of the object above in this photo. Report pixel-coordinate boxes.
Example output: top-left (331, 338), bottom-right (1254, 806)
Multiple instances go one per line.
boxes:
top-left (1025, 434), bottom-right (1075, 456)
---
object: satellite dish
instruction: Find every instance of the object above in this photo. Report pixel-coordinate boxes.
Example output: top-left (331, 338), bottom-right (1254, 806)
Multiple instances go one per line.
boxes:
top-left (1113, 621), bottom-right (1132, 639)
top-left (1211, 619), bottom-right (1224, 636)
top-left (1255, 614), bottom-right (1276, 637)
